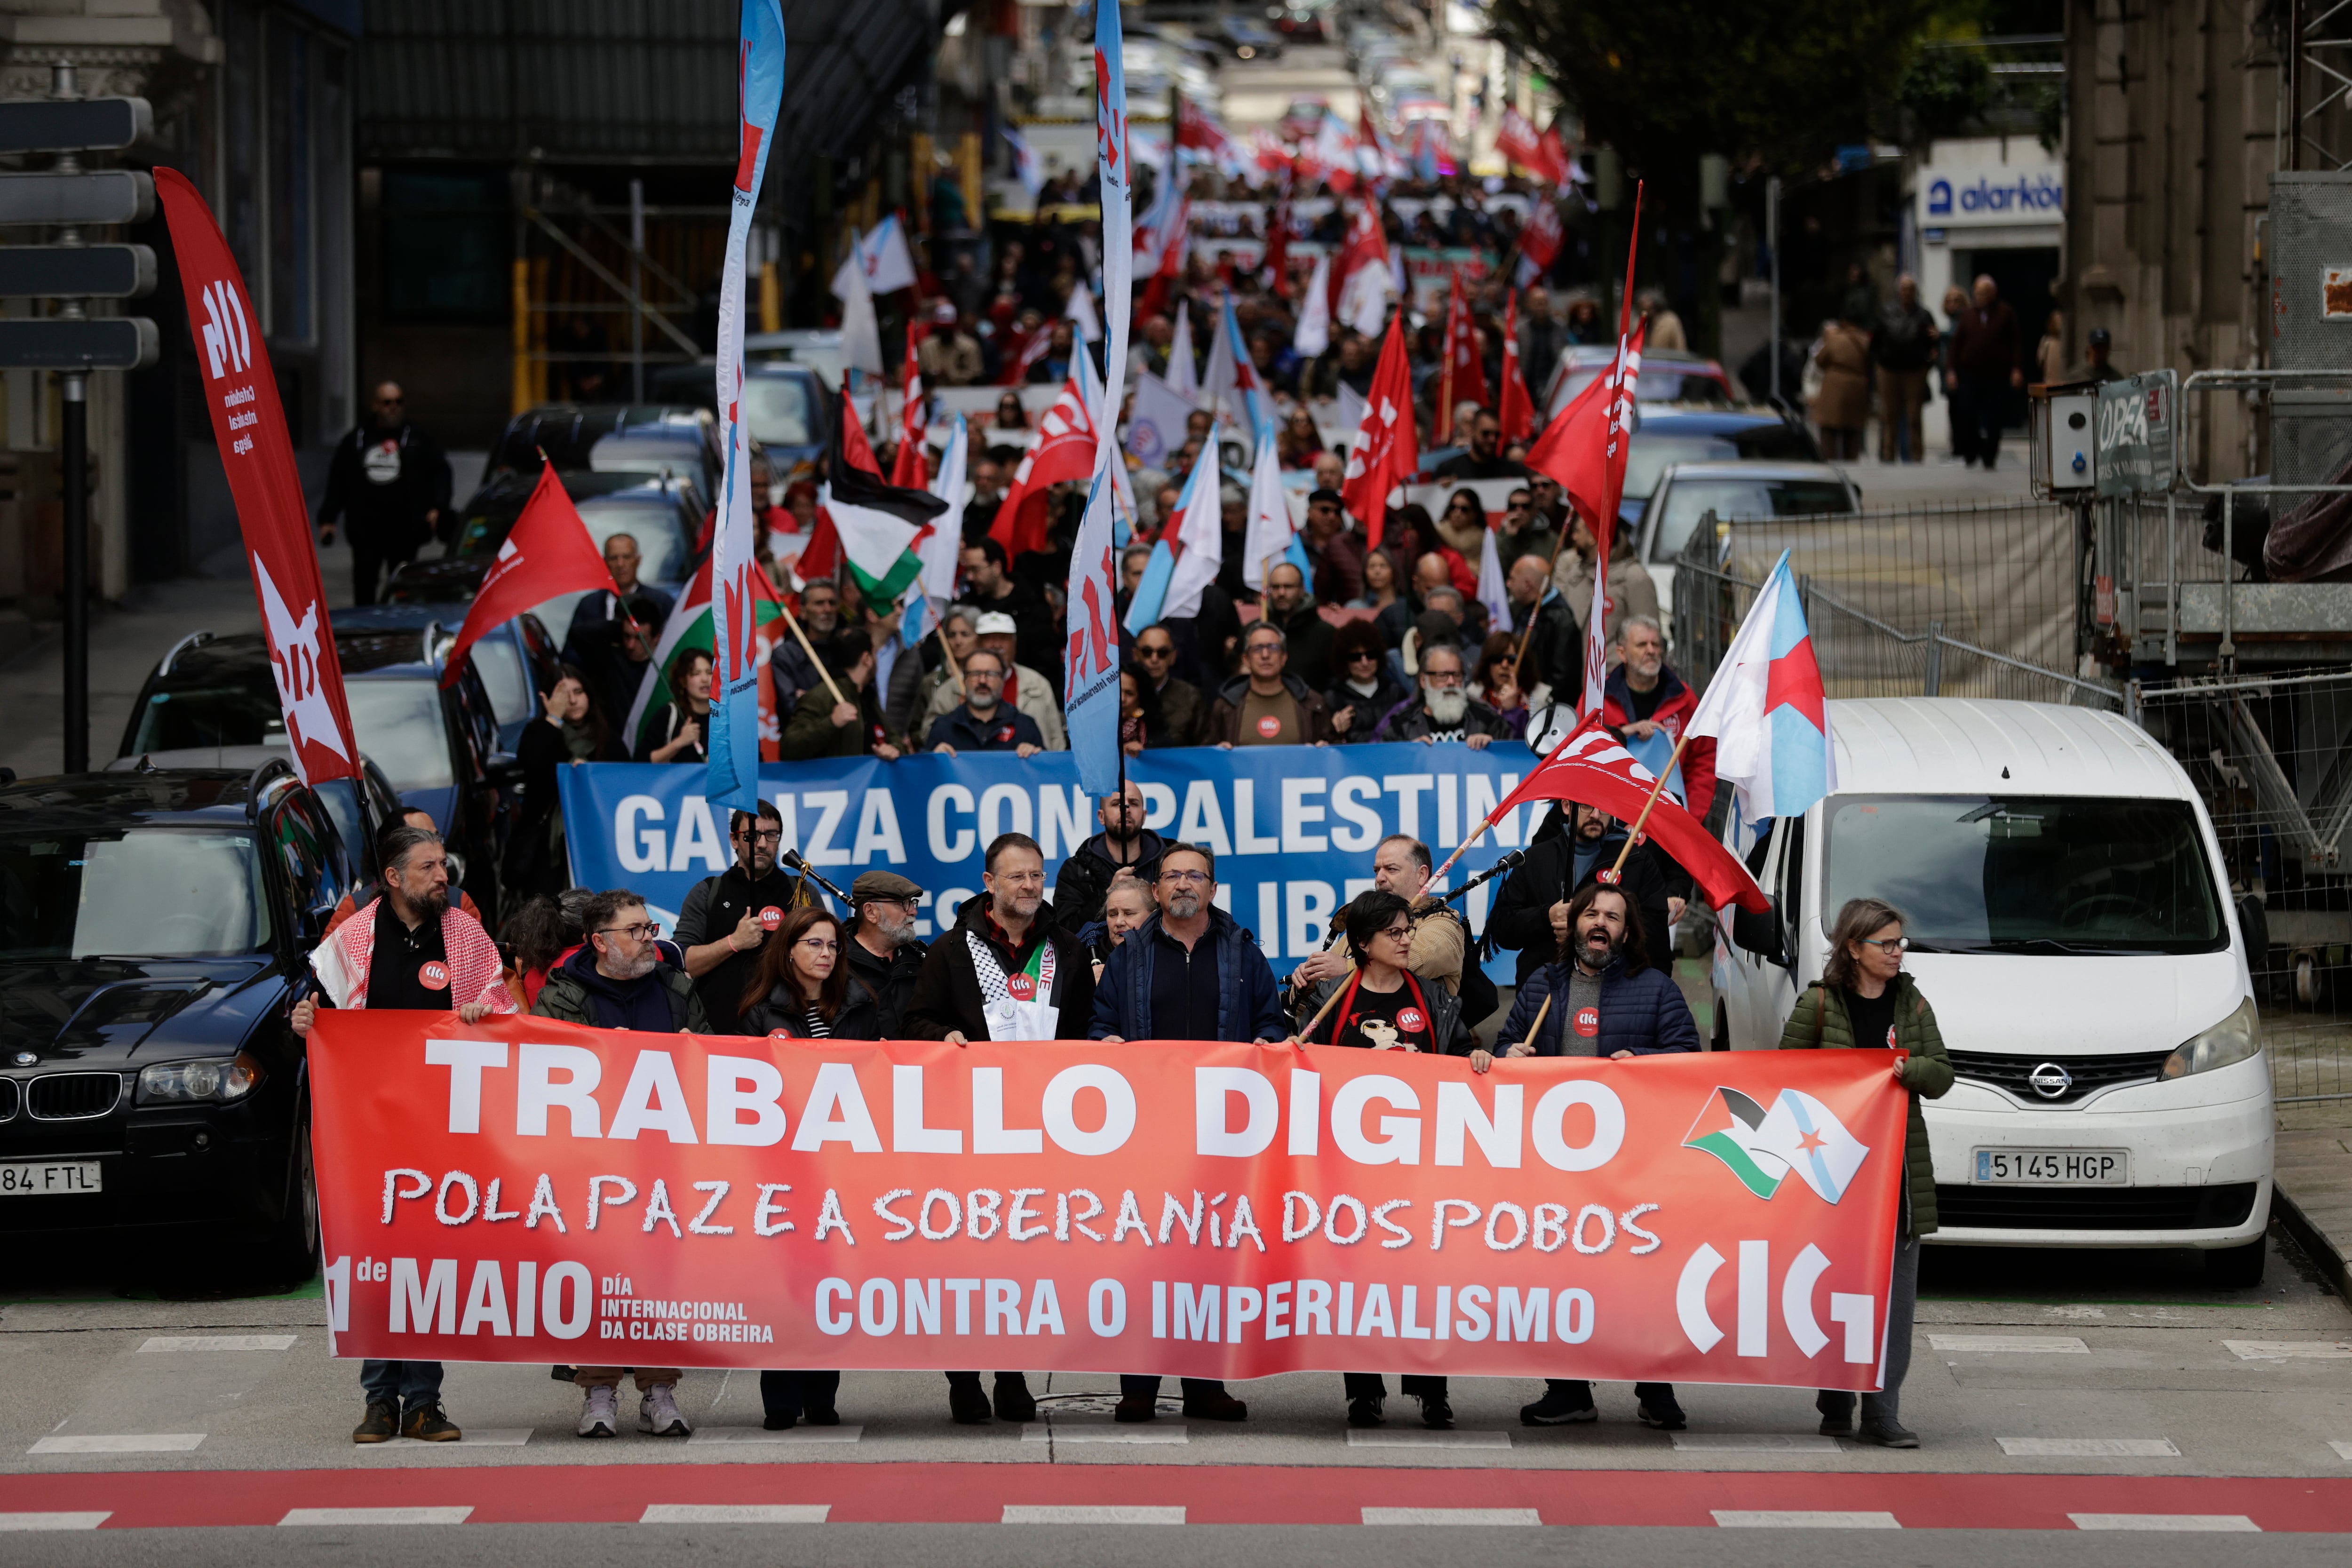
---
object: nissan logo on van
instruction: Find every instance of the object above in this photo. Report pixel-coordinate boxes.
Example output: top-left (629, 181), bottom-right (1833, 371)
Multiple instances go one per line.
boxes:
top-left (2028, 1062), bottom-right (2074, 1098)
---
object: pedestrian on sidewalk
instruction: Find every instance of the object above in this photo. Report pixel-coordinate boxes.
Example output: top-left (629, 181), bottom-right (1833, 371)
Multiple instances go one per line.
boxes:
top-left (1950, 274), bottom-right (2024, 468)
top-left (531, 888), bottom-right (708, 1439)
top-left (291, 824), bottom-right (514, 1444)
top-left (1871, 275), bottom-right (1938, 463)
top-left (316, 381), bottom-right (452, 606)
top-left (1777, 897), bottom-right (1954, 1449)
top-left (1810, 310), bottom-right (1873, 462)
top-left (1938, 286), bottom-right (1976, 465)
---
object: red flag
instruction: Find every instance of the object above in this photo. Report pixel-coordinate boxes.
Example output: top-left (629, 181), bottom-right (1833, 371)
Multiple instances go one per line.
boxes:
top-left (1332, 197), bottom-right (1389, 318)
top-left (1438, 270), bottom-right (1488, 440)
top-left (155, 168), bottom-right (360, 786)
top-left (1499, 292), bottom-right (1534, 442)
top-left (1499, 715), bottom-right (1768, 912)
top-left (989, 375), bottom-right (1098, 557)
top-left (440, 464), bottom-right (628, 689)
top-left (1526, 184), bottom-right (1645, 553)
top-left (1517, 197), bottom-right (1564, 288)
top-left (1536, 126), bottom-right (1574, 190)
top-left (1340, 315), bottom-right (1417, 552)
top-left (1495, 106), bottom-right (1543, 173)
top-left (838, 383), bottom-right (882, 477)
top-left (890, 333), bottom-right (928, 488)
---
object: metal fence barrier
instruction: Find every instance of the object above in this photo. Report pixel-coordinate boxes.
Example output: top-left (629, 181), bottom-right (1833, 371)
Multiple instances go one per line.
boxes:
top-left (2136, 668), bottom-right (2352, 1103)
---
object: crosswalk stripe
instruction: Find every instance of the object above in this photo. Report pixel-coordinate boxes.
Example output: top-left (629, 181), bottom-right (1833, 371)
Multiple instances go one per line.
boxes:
top-left (1001, 1505), bottom-right (1185, 1524)
top-left (1361, 1508), bottom-right (1541, 1525)
top-left (640, 1504), bottom-right (829, 1523)
top-left (279, 1507), bottom-right (472, 1527)
top-left (2069, 1514), bottom-right (2259, 1532)
top-left (0, 1512), bottom-right (109, 1531)
top-left (1714, 1511), bottom-right (1902, 1529)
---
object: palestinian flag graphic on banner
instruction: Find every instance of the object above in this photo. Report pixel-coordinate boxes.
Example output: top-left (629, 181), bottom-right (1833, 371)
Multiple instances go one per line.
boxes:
top-left (1682, 1086), bottom-right (1871, 1204)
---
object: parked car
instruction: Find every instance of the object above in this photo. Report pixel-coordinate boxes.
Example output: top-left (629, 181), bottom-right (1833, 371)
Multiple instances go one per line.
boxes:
top-left (103, 731), bottom-right (405, 896)
top-left (1634, 460), bottom-right (1861, 637)
top-left (1613, 406), bottom-right (1825, 532)
top-left (335, 603), bottom-right (562, 751)
top-left (0, 762), bottom-right (340, 1284)
top-left (117, 627), bottom-right (509, 924)
top-left (1543, 345), bottom-right (1738, 416)
top-left (440, 465), bottom-right (655, 563)
top-left (486, 404), bottom-right (722, 512)
top-left (1716, 697), bottom-right (2272, 1287)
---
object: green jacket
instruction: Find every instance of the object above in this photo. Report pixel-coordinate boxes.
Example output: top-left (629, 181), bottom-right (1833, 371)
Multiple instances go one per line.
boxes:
top-left (533, 960), bottom-right (710, 1034)
top-left (780, 682), bottom-right (879, 761)
top-left (1777, 973), bottom-right (1954, 1235)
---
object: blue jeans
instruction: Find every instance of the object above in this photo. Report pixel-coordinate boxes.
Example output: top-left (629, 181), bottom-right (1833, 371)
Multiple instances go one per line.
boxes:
top-left (360, 1359), bottom-right (443, 1409)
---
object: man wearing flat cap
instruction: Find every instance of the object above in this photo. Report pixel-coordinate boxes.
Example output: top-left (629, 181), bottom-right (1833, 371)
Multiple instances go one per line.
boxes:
top-left (845, 869), bottom-right (929, 1037)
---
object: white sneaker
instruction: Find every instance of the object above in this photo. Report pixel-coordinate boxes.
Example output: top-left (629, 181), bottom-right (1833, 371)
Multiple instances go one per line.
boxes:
top-left (577, 1384), bottom-right (620, 1438)
top-left (640, 1382), bottom-right (692, 1436)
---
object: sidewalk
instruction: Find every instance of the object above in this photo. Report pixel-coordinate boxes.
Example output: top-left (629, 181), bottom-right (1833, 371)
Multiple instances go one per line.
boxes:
top-left (2274, 1123), bottom-right (2352, 1299)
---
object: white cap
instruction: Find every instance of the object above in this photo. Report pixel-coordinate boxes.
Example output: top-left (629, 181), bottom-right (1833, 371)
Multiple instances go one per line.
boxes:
top-left (974, 611), bottom-right (1018, 637)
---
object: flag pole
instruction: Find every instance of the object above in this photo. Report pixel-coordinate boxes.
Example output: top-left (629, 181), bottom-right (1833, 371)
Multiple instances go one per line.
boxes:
top-left (1609, 730), bottom-right (1695, 877)
top-left (934, 618), bottom-right (962, 688)
top-left (1507, 515), bottom-right (1576, 678)
top-left (777, 598), bottom-right (849, 706)
top-left (1430, 812), bottom-right (1498, 883)
top-left (1517, 993), bottom-right (1554, 1053)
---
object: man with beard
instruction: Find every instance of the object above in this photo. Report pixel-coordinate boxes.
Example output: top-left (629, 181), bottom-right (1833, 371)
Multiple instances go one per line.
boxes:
top-left (906, 833), bottom-right (1097, 1424)
top-left (1491, 882), bottom-right (1699, 1432)
top-left (676, 801), bottom-right (806, 1025)
top-left (1369, 643), bottom-right (1515, 745)
top-left (844, 870), bottom-right (927, 1036)
top-left (1488, 800), bottom-right (1684, 985)
top-left (1052, 782), bottom-right (1165, 939)
top-left (532, 890), bottom-right (707, 1440)
top-left (772, 577), bottom-right (846, 712)
top-left (1088, 843), bottom-right (1284, 1425)
top-left (293, 826), bottom-right (512, 1444)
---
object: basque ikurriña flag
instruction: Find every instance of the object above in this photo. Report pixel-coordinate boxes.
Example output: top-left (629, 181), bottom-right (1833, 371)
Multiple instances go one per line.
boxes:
top-left (705, 0), bottom-right (787, 813)
top-left (1062, 0), bottom-right (1133, 798)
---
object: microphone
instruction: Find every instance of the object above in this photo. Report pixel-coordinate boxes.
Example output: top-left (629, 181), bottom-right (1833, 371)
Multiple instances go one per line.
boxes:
top-left (1440, 848), bottom-right (1526, 903)
top-left (778, 847), bottom-right (852, 907)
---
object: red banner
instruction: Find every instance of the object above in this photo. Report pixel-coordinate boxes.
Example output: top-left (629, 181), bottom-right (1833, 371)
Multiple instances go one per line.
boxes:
top-left (156, 168), bottom-right (359, 787)
top-left (312, 1015), bottom-right (1906, 1389)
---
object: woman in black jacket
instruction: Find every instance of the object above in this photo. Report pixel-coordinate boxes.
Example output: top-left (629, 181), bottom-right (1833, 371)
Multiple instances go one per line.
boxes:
top-left (505, 664), bottom-right (624, 899)
top-left (1290, 891), bottom-right (1471, 1433)
top-left (737, 906), bottom-right (876, 1431)
top-left (1324, 618), bottom-right (1412, 744)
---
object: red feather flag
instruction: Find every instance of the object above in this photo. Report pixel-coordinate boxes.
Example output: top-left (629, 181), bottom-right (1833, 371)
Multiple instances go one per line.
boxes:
top-left (441, 463), bottom-right (630, 688)
top-left (1339, 314), bottom-right (1418, 552)
top-left (1498, 715), bottom-right (1769, 913)
top-left (987, 375), bottom-right (1098, 558)
top-left (1499, 292), bottom-right (1534, 442)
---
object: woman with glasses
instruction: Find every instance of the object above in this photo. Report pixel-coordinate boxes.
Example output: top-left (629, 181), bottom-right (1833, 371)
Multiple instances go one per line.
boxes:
top-left (1291, 891), bottom-right (1475, 1431)
top-left (739, 906), bottom-right (881, 1041)
top-left (1777, 897), bottom-right (1954, 1449)
top-left (1434, 488), bottom-right (1488, 567)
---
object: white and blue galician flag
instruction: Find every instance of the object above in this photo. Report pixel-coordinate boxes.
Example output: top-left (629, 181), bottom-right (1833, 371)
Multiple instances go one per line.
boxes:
top-left (1004, 124), bottom-right (1045, 198)
top-left (1062, 0), bottom-right (1132, 798)
top-left (903, 414), bottom-right (970, 647)
top-left (1123, 448), bottom-right (1208, 635)
top-left (1240, 406), bottom-right (1309, 594)
top-left (1685, 549), bottom-right (1837, 823)
top-left (706, 0), bottom-right (786, 814)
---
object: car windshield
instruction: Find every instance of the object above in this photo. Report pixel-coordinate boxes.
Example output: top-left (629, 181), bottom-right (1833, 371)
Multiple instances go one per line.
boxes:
top-left (743, 375), bottom-right (817, 446)
top-left (345, 680), bottom-right (453, 792)
top-left (578, 505), bottom-right (687, 584)
top-left (1650, 478), bottom-right (1857, 561)
top-left (0, 828), bottom-right (271, 959)
top-left (1561, 367), bottom-right (1731, 407)
top-left (1620, 427), bottom-right (1817, 500)
top-left (1824, 795), bottom-right (2225, 955)
top-left (129, 681), bottom-right (285, 751)
top-left (468, 634), bottom-right (531, 725)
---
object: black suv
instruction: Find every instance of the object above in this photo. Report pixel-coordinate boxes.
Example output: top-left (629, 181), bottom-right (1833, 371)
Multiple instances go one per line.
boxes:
top-left (0, 764), bottom-right (338, 1282)
top-left (118, 625), bottom-right (509, 924)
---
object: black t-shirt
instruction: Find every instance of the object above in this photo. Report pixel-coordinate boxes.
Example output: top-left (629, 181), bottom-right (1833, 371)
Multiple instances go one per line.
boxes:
top-left (1843, 985), bottom-right (1899, 1051)
top-left (367, 899), bottom-right (450, 1010)
top-left (1335, 977), bottom-right (1437, 1053)
top-left (1622, 680), bottom-right (1665, 723)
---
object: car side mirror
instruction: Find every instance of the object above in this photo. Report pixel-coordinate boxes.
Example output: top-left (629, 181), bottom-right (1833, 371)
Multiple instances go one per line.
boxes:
top-left (1731, 900), bottom-right (1787, 968)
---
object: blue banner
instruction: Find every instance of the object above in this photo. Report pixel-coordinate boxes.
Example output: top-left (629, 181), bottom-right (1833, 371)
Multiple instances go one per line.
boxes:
top-left (556, 743), bottom-right (1545, 979)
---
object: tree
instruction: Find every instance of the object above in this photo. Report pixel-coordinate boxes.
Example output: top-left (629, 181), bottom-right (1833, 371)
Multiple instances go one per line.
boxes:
top-left (1488, 0), bottom-right (1939, 353)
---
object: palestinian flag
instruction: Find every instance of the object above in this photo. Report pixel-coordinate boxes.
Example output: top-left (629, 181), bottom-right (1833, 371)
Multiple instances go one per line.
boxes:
top-left (821, 390), bottom-right (948, 603)
top-left (624, 556), bottom-right (790, 759)
top-left (1682, 1085), bottom-right (1872, 1204)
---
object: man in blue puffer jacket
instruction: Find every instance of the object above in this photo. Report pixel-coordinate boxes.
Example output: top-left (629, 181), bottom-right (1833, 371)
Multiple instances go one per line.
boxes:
top-left (1088, 842), bottom-right (1287, 1426)
top-left (1493, 879), bottom-right (1699, 1430)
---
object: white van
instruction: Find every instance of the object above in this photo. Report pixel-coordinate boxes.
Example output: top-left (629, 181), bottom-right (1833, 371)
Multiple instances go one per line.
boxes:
top-left (1712, 698), bottom-right (2273, 1286)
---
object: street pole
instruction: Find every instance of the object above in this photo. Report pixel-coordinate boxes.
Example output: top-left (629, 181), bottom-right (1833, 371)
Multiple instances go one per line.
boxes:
top-left (629, 177), bottom-right (645, 403)
top-left (1767, 176), bottom-right (1781, 405)
top-left (62, 370), bottom-right (87, 772)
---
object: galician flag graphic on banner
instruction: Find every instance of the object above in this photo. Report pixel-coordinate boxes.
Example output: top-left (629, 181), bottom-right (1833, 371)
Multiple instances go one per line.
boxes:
top-left (1058, 0), bottom-right (1132, 799)
top-left (706, 0), bottom-right (787, 813)
top-left (1683, 1087), bottom-right (1872, 1204)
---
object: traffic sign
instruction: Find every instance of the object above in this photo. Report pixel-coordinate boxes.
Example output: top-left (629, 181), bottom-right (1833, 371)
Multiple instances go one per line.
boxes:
top-left (0, 244), bottom-right (155, 298)
top-left (0, 97), bottom-right (150, 153)
top-left (0, 170), bottom-right (154, 226)
top-left (0, 318), bottom-right (160, 370)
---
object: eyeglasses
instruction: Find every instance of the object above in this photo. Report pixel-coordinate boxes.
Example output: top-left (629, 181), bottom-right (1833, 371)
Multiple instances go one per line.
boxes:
top-left (1423, 669), bottom-right (1464, 687)
top-left (1859, 936), bottom-right (1910, 954)
top-left (796, 938), bottom-right (841, 954)
top-left (1348, 648), bottom-right (1380, 663)
top-left (1136, 643), bottom-right (1175, 660)
top-left (600, 921), bottom-right (660, 941)
top-left (1161, 869), bottom-right (1211, 885)
top-left (742, 828), bottom-right (784, 844)
top-left (1375, 924), bottom-right (1414, 942)
top-left (1247, 640), bottom-right (1284, 657)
